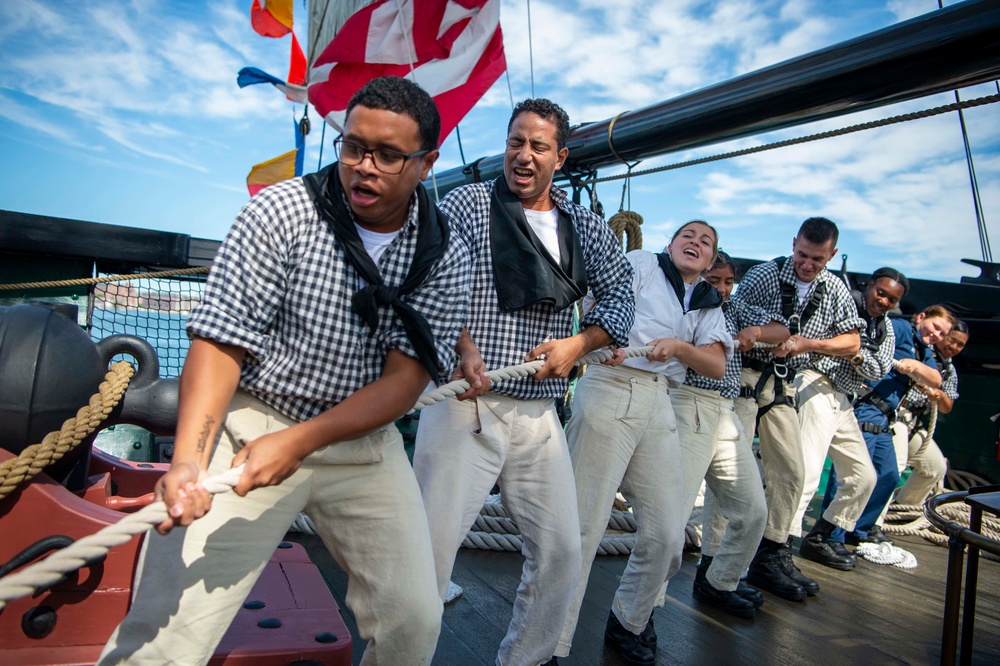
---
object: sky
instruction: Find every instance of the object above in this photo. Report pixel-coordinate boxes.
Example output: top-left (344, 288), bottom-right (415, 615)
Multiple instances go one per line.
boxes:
top-left (1, 0), bottom-right (998, 283)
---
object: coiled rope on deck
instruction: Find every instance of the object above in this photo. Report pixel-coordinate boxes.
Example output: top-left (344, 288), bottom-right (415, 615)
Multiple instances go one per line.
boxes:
top-left (0, 466), bottom-right (244, 611)
top-left (0, 361), bottom-right (135, 502)
top-left (882, 468), bottom-right (1000, 562)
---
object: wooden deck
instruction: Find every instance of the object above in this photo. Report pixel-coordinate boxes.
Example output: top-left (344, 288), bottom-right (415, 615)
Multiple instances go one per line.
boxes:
top-left (288, 513), bottom-right (1000, 666)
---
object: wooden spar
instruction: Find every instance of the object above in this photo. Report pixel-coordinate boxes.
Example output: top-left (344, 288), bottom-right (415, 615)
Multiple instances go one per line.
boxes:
top-left (429, 0), bottom-right (1000, 195)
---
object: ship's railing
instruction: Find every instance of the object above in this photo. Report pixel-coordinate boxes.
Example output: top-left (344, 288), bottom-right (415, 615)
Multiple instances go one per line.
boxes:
top-left (924, 486), bottom-right (1000, 666)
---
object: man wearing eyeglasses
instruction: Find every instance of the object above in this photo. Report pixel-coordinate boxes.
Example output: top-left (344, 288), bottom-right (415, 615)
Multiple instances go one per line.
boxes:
top-left (98, 76), bottom-right (470, 666)
top-left (412, 99), bottom-right (635, 666)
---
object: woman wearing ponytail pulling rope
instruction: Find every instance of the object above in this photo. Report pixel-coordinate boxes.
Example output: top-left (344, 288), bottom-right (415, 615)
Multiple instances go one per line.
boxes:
top-left (892, 321), bottom-right (969, 506)
top-left (693, 250), bottom-right (791, 617)
top-left (822, 303), bottom-right (955, 551)
top-left (556, 221), bottom-right (732, 666)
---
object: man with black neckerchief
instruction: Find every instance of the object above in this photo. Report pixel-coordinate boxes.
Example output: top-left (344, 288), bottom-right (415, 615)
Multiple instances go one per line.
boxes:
top-left (413, 98), bottom-right (634, 666)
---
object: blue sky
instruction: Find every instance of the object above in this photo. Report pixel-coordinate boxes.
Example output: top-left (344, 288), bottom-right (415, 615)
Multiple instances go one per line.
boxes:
top-left (1, 0), bottom-right (997, 282)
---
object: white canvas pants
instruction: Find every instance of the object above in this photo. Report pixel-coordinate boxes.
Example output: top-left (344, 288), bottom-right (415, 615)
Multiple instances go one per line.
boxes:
top-left (413, 392), bottom-right (581, 666)
top-left (98, 390), bottom-right (442, 666)
top-left (734, 367), bottom-right (806, 542)
top-left (791, 370), bottom-right (877, 534)
top-left (555, 364), bottom-right (685, 657)
top-left (673, 386), bottom-right (766, 590)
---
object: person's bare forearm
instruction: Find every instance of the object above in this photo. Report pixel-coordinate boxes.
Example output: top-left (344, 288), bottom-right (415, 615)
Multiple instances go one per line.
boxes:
top-left (173, 337), bottom-right (245, 470)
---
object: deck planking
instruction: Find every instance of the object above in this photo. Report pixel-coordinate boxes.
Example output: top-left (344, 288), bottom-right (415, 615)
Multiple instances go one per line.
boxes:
top-left (288, 514), bottom-right (1000, 666)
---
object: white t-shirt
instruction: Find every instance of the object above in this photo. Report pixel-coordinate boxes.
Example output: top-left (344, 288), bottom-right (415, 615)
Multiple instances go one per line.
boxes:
top-left (795, 276), bottom-right (813, 305)
top-left (523, 206), bottom-right (561, 264)
top-left (355, 223), bottom-right (400, 288)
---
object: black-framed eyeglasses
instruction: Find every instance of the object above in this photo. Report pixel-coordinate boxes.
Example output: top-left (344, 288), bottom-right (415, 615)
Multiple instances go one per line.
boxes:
top-left (334, 137), bottom-right (430, 175)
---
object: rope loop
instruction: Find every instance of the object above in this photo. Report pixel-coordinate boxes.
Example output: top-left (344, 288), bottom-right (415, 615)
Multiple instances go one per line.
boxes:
top-left (608, 211), bottom-right (644, 252)
top-left (0, 361), bottom-right (135, 502)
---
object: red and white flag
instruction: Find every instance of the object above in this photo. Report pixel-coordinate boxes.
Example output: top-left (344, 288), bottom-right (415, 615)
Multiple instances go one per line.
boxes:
top-left (308, 0), bottom-right (505, 146)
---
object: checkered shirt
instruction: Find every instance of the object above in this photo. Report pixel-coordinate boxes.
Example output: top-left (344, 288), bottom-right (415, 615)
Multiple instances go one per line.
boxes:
top-left (823, 308), bottom-right (897, 396)
top-left (731, 259), bottom-right (866, 392)
top-left (186, 177), bottom-right (471, 422)
top-left (903, 358), bottom-right (959, 410)
top-left (685, 299), bottom-right (778, 398)
top-left (440, 180), bottom-right (635, 400)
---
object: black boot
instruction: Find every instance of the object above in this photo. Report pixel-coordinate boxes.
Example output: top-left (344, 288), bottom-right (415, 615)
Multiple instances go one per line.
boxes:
top-left (799, 518), bottom-right (856, 571)
top-left (736, 579), bottom-right (765, 608)
top-left (639, 613), bottom-right (656, 651)
top-left (780, 536), bottom-right (820, 596)
top-left (694, 554), bottom-right (712, 587)
top-left (605, 610), bottom-right (655, 665)
top-left (693, 577), bottom-right (757, 618)
top-left (746, 538), bottom-right (807, 601)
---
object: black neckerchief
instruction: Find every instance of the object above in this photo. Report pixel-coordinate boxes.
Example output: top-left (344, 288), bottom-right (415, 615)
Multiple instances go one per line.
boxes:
top-left (655, 252), bottom-right (723, 312)
top-left (851, 290), bottom-right (887, 353)
top-left (302, 162), bottom-right (448, 378)
top-left (488, 176), bottom-right (587, 312)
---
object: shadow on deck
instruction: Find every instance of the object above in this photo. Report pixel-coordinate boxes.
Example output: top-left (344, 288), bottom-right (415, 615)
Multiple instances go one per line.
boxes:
top-left (288, 522), bottom-right (1000, 666)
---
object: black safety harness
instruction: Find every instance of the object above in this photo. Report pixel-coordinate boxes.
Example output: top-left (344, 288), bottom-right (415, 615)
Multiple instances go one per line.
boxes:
top-left (854, 313), bottom-right (922, 433)
top-left (739, 256), bottom-right (825, 417)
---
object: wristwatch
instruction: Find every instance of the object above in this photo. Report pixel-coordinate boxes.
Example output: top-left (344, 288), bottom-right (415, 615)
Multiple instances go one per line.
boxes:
top-left (850, 351), bottom-right (865, 366)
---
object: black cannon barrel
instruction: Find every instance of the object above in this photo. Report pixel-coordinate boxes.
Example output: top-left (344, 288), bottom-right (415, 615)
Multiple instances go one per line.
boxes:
top-left (429, 0), bottom-right (1000, 195)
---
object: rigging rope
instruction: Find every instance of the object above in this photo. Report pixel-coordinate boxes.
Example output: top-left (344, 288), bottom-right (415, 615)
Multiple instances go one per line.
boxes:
top-left (578, 93), bottom-right (1000, 186)
top-left (0, 266), bottom-right (210, 291)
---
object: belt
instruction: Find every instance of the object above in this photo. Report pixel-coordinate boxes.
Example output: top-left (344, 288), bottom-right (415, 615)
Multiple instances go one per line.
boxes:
top-left (859, 421), bottom-right (889, 435)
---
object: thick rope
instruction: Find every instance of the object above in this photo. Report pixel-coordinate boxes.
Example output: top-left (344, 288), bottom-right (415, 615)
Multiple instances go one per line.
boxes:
top-left (0, 465), bottom-right (244, 610)
top-left (608, 211), bottom-right (643, 251)
top-left (882, 467), bottom-right (1000, 562)
top-left (0, 266), bottom-right (210, 291)
top-left (412, 346), bottom-right (654, 411)
top-left (0, 361), bottom-right (135, 502)
top-left (580, 93), bottom-right (1000, 186)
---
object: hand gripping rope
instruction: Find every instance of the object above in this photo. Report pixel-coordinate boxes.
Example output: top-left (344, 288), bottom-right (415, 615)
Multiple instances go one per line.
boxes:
top-left (0, 346), bottom-right (657, 609)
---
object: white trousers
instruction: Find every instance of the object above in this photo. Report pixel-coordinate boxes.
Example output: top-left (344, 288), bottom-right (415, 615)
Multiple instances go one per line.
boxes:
top-left (734, 367), bottom-right (806, 542)
top-left (413, 393), bottom-right (581, 666)
top-left (98, 391), bottom-right (442, 666)
top-left (791, 370), bottom-right (877, 534)
top-left (891, 407), bottom-right (948, 506)
top-left (673, 386), bottom-right (766, 590)
top-left (555, 365), bottom-right (685, 657)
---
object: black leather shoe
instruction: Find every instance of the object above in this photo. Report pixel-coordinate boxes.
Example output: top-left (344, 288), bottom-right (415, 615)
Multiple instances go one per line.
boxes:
top-left (799, 531), bottom-right (856, 571)
top-left (829, 540), bottom-right (858, 565)
top-left (605, 610), bottom-right (655, 665)
top-left (736, 579), bottom-right (765, 608)
top-left (747, 540), bottom-right (807, 601)
top-left (639, 614), bottom-right (656, 651)
top-left (846, 524), bottom-right (894, 546)
top-left (693, 578), bottom-right (757, 618)
top-left (780, 537), bottom-right (820, 596)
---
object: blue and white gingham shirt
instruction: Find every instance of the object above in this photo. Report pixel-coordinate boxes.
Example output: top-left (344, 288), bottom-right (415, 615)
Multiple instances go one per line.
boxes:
top-left (186, 177), bottom-right (471, 422)
top-left (904, 357), bottom-right (959, 409)
top-left (731, 258), bottom-right (867, 393)
top-left (441, 180), bottom-right (635, 400)
top-left (685, 299), bottom-right (779, 398)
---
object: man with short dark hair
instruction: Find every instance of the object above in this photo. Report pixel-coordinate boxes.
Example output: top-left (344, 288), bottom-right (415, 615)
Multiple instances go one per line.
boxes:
top-left (98, 76), bottom-right (470, 666)
top-left (413, 98), bottom-right (635, 666)
top-left (732, 217), bottom-right (873, 596)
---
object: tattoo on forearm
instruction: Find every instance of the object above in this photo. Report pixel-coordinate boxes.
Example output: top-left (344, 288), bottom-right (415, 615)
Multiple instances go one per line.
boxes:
top-left (196, 416), bottom-right (216, 453)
